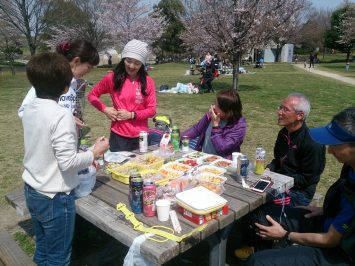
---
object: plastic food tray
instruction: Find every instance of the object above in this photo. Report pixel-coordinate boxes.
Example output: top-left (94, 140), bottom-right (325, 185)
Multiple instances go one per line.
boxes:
top-left (196, 165), bottom-right (226, 176)
top-left (133, 153), bottom-right (164, 170)
top-left (176, 186), bottom-right (227, 215)
top-left (201, 155), bottom-right (222, 163)
top-left (212, 159), bottom-right (233, 168)
top-left (182, 151), bottom-right (208, 160)
top-left (176, 157), bottom-right (203, 167)
top-left (107, 162), bottom-right (146, 184)
top-left (161, 161), bottom-right (191, 172)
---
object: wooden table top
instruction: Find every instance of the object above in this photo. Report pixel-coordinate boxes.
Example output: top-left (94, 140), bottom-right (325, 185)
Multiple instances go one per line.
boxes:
top-left (75, 153), bottom-right (294, 265)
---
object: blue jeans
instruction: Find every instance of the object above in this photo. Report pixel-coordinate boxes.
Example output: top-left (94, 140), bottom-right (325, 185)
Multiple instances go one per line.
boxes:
top-left (24, 184), bottom-right (76, 266)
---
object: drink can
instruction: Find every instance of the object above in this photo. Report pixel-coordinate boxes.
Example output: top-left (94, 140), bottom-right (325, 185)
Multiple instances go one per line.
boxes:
top-left (238, 155), bottom-right (249, 178)
top-left (139, 131), bottom-right (148, 153)
top-left (255, 147), bottom-right (266, 175)
top-left (129, 174), bottom-right (143, 214)
top-left (143, 180), bottom-right (156, 217)
top-left (181, 136), bottom-right (190, 152)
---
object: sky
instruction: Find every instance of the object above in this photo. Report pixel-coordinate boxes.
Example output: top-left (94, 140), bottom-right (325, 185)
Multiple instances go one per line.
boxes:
top-left (310, 0), bottom-right (354, 9)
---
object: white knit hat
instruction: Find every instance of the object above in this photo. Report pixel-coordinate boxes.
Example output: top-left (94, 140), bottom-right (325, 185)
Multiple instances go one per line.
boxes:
top-left (121, 39), bottom-right (148, 64)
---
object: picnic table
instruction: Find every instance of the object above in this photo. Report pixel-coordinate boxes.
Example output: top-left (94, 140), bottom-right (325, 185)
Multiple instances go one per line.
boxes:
top-left (6, 146), bottom-right (294, 266)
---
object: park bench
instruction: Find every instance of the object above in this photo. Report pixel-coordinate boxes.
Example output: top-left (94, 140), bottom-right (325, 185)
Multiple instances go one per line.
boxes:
top-left (0, 229), bottom-right (35, 266)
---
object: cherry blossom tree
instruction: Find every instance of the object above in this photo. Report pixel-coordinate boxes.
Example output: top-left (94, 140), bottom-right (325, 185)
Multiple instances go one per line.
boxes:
top-left (98, 0), bottom-right (167, 50)
top-left (181, 0), bottom-right (306, 90)
top-left (0, 0), bottom-right (54, 55)
top-left (0, 21), bottom-right (23, 75)
top-left (43, 0), bottom-right (110, 51)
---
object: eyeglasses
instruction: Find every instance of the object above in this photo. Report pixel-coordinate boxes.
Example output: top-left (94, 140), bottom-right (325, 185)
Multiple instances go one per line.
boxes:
top-left (277, 105), bottom-right (297, 113)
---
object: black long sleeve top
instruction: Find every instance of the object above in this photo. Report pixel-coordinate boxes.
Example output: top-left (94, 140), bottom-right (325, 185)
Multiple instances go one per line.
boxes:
top-left (267, 123), bottom-right (326, 200)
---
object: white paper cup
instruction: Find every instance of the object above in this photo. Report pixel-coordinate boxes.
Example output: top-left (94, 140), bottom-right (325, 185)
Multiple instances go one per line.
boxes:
top-left (156, 199), bottom-right (171, 222)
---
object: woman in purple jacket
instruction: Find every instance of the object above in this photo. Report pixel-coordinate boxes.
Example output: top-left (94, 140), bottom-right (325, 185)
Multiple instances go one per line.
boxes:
top-left (182, 90), bottom-right (247, 159)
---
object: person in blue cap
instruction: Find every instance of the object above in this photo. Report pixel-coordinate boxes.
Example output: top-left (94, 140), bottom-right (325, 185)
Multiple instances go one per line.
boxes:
top-left (246, 107), bottom-right (355, 266)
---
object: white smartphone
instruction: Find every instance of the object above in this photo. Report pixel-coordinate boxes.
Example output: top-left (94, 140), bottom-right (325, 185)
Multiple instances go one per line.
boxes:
top-left (251, 179), bottom-right (272, 193)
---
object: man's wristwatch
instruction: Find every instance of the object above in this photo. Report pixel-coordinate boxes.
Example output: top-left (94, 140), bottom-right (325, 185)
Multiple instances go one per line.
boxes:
top-left (284, 231), bottom-right (292, 243)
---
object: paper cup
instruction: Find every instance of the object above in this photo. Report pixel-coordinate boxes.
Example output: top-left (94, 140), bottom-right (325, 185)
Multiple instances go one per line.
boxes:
top-left (156, 199), bottom-right (171, 222)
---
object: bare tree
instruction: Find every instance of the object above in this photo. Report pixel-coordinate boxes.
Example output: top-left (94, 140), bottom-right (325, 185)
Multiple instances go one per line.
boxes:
top-left (0, 0), bottom-right (54, 55)
top-left (181, 0), bottom-right (306, 90)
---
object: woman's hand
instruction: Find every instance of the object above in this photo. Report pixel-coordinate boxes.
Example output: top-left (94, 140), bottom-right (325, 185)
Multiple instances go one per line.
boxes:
top-left (255, 215), bottom-right (287, 241)
top-left (294, 205), bottom-right (323, 218)
top-left (74, 116), bottom-right (85, 128)
top-left (209, 105), bottom-right (220, 127)
top-left (103, 107), bottom-right (118, 121)
top-left (92, 137), bottom-right (109, 158)
top-left (116, 109), bottom-right (133, 121)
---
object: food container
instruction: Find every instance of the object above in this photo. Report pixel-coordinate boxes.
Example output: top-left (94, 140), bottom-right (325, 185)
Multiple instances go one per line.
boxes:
top-left (140, 169), bottom-right (169, 185)
top-left (182, 151), bottom-right (208, 160)
top-left (202, 155), bottom-right (222, 163)
top-left (176, 157), bottom-right (202, 167)
top-left (106, 162), bottom-right (146, 184)
top-left (212, 159), bottom-right (233, 168)
top-left (161, 162), bottom-right (191, 172)
top-left (133, 153), bottom-right (164, 170)
top-left (156, 176), bottom-right (199, 203)
top-left (158, 168), bottom-right (183, 180)
top-left (176, 186), bottom-right (227, 215)
top-left (196, 165), bottom-right (226, 176)
top-left (178, 205), bottom-right (229, 225)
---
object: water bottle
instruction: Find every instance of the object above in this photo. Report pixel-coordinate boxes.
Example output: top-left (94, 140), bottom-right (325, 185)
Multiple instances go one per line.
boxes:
top-left (78, 138), bottom-right (89, 175)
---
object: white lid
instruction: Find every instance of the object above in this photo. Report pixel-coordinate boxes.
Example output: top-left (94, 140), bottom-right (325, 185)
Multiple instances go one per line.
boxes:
top-left (175, 186), bottom-right (227, 211)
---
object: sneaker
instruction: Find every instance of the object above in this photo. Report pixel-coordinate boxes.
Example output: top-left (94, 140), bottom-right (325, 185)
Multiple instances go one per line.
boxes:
top-left (234, 246), bottom-right (254, 260)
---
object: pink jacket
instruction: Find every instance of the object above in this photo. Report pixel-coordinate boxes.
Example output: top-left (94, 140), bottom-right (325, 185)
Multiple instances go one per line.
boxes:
top-left (88, 72), bottom-right (156, 138)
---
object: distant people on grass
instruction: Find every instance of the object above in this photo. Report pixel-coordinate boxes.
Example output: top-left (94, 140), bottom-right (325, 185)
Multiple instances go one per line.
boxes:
top-left (87, 39), bottom-right (156, 152)
top-left (309, 53), bottom-right (315, 68)
top-left (108, 55), bottom-right (112, 67)
top-left (200, 61), bottom-right (215, 93)
top-left (181, 90), bottom-right (247, 159)
top-left (346, 61), bottom-right (350, 72)
top-left (22, 52), bottom-right (109, 265)
top-left (18, 40), bottom-right (99, 133)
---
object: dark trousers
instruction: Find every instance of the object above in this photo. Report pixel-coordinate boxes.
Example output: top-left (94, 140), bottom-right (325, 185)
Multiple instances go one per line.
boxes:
top-left (109, 131), bottom-right (139, 152)
top-left (246, 245), bottom-right (351, 266)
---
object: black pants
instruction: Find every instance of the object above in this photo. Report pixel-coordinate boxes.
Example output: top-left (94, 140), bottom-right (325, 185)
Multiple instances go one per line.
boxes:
top-left (246, 245), bottom-right (351, 266)
top-left (109, 131), bottom-right (139, 152)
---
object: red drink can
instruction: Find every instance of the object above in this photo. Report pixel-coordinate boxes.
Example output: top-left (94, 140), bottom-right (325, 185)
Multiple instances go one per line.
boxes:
top-left (143, 181), bottom-right (156, 217)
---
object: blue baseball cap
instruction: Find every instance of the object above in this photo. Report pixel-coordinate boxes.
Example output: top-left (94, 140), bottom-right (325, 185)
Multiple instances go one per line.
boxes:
top-left (309, 120), bottom-right (355, 145)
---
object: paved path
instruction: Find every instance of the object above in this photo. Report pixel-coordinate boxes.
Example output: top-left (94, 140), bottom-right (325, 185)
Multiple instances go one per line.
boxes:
top-left (294, 63), bottom-right (355, 86)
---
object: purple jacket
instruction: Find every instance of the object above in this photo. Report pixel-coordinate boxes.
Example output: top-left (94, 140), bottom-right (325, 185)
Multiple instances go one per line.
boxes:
top-left (181, 113), bottom-right (247, 159)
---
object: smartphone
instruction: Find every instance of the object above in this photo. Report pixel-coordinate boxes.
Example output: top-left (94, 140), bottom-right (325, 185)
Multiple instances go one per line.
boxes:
top-left (251, 179), bottom-right (272, 193)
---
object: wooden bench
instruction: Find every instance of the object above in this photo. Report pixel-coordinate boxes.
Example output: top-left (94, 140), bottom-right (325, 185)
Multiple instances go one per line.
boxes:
top-left (5, 187), bottom-right (29, 216)
top-left (0, 230), bottom-right (35, 266)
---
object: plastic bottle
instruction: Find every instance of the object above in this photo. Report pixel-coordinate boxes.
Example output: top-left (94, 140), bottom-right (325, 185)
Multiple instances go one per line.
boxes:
top-left (78, 139), bottom-right (89, 175)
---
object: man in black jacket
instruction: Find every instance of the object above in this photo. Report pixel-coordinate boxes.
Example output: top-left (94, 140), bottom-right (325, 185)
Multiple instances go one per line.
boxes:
top-left (235, 93), bottom-right (326, 259)
top-left (268, 92), bottom-right (326, 206)
top-left (246, 107), bottom-right (355, 266)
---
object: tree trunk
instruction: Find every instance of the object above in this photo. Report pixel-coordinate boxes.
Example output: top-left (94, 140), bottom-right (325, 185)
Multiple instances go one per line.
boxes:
top-left (346, 50), bottom-right (350, 61)
top-left (232, 51), bottom-right (241, 91)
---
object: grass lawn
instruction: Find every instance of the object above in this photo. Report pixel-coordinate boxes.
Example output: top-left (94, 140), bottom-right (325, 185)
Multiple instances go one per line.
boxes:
top-left (0, 61), bottom-right (354, 260)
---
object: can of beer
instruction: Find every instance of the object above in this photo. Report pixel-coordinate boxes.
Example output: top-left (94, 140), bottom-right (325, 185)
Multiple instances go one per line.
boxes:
top-left (143, 180), bottom-right (156, 217)
top-left (254, 147), bottom-right (266, 175)
top-left (129, 174), bottom-right (143, 214)
top-left (238, 155), bottom-right (249, 178)
top-left (181, 136), bottom-right (190, 152)
top-left (139, 131), bottom-right (148, 153)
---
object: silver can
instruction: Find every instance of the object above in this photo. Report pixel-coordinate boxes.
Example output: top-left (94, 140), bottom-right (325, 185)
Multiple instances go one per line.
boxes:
top-left (238, 155), bottom-right (249, 178)
top-left (139, 131), bottom-right (148, 153)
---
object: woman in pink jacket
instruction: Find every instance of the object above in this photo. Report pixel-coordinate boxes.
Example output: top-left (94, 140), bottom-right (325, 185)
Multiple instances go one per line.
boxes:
top-left (88, 40), bottom-right (156, 151)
